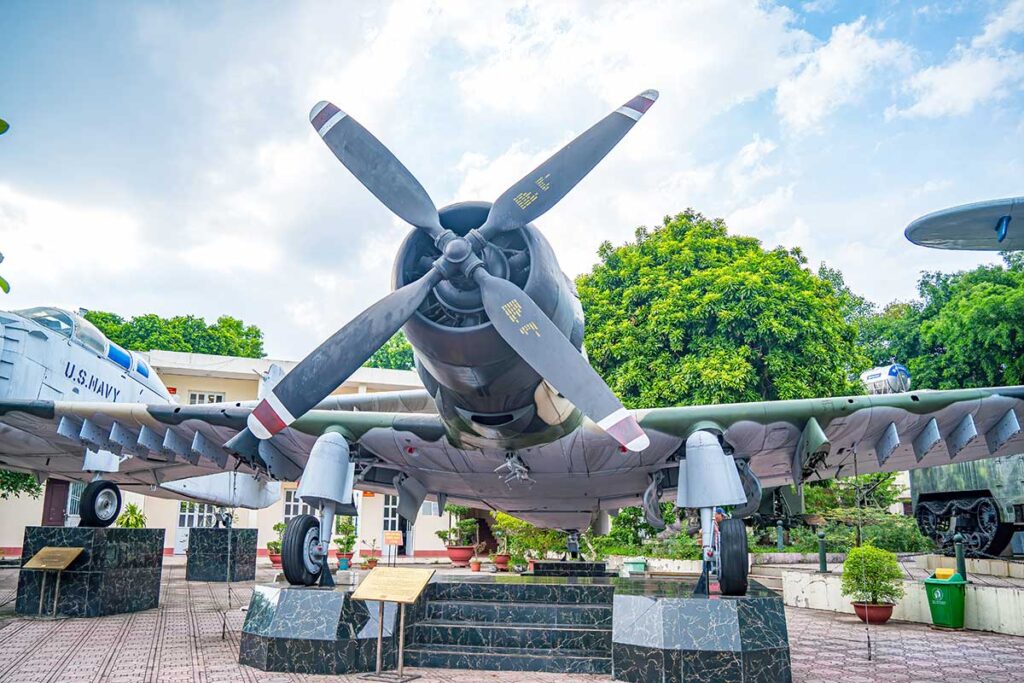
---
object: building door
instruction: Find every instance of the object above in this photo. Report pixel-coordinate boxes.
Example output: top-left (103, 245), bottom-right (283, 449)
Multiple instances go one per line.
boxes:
top-left (382, 494), bottom-right (411, 556)
top-left (174, 501), bottom-right (217, 554)
top-left (41, 479), bottom-right (69, 526)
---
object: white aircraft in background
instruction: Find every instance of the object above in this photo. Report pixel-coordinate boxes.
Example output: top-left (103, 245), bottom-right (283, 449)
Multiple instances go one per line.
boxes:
top-left (0, 306), bottom-right (280, 526)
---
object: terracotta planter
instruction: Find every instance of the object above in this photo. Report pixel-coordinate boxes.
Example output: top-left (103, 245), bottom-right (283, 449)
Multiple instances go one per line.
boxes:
top-left (470, 561), bottom-right (482, 572)
top-left (492, 553), bottom-right (510, 571)
top-left (446, 545), bottom-right (475, 568)
top-left (852, 602), bottom-right (894, 624)
top-left (364, 558), bottom-right (379, 569)
top-left (337, 552), bottom-right (354, 561)
top-left (528, 558), bottom-right (535, 572)
top-left (268, 552), bottom-right (282, 568)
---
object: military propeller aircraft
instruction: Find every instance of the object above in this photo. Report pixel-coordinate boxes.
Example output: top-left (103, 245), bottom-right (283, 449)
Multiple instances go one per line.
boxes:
top-left (2, 91), bottom-right (1023, 595)
top-left (0, 306), bottom-right (281, 526)
top-left (905, 196), bottom-right (1021, 250)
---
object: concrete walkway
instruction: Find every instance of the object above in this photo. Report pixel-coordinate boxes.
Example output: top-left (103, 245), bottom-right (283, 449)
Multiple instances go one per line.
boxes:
top-left (1, 564), bottom-right (1022, 682)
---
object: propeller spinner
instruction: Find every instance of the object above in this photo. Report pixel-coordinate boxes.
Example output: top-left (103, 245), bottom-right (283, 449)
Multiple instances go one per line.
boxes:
top-left (245, 90), bottom-right (658, 452)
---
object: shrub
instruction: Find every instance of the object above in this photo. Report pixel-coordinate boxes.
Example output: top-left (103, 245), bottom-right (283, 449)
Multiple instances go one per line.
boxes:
top-left (333, 516), bottom-right (357, 554)
top-left (841, 545), bottom-right (905, 605)
top-left (116, 502), bottom-right (147, 528)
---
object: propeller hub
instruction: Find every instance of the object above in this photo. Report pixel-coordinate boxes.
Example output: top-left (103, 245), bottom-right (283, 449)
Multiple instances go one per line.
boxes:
top-left (443, 237), bottom-right (472, 264)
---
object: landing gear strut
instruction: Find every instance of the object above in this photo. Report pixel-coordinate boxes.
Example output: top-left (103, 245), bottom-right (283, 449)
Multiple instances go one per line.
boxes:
top-left (79, 480), bottom-right (121, 527)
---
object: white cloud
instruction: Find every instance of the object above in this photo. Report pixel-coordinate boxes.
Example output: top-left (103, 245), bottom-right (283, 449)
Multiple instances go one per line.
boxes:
top-left (973, 0), bottom-right (1024, 48)
top-left (775, 18), bottom-right (910, 132)
top-left (888, 50), bottom-right (1024, 119)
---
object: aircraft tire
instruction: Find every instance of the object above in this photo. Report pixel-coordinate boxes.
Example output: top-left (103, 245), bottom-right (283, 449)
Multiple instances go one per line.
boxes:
top-left (282, 514), bottom-right (322, 586)
top-left (718, 518), bottom-right (749, 596)
top-left (79, 480), bottom-right (122, 528)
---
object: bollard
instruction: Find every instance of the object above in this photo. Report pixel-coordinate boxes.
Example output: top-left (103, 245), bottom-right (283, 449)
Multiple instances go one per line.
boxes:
top-left (776, 520), bottom-right (785, 551)
top-left (953, 533), bottom-right (967, 582)
top-left (817, 530), bottom-right (829, 573)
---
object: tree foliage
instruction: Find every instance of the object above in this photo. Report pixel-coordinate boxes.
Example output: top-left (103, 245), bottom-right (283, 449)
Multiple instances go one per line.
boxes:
top-left (364, 331), bottom-right (415, 370)
top-left (0, 470), bottom-right (41, 500)
top-left (577, 211), bottom-right (866, 408)
top-left (859, 254), bottom-right (1024, 389)
top-left (83, 311), bottom-right (265, 358)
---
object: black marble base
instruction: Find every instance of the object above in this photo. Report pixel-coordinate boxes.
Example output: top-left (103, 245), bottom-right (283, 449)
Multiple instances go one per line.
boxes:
top-left (611, 579), bottom-right (791, 683)
top-left (239, 582), bottom-right (397, 675)
top-left (186, 528), bottom-right (257, 582)
top-left (528, 560), bottom-right (611, 577)
top-left (16, 526), bottom-right (164, 618)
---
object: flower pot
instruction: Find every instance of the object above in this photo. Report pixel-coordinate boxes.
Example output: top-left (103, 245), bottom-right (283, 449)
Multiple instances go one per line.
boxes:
top-left (527, 558), bottom-right (535, 572)
top-left (492, 553), bottom-right (510, 571)
top-left (364, 557), bottom-right (379, 569)
top-left (337, 552), bottom-right (354, 561)
top-left (338, 557), bottom-right (350, 570)
top-left (852, 602), bottom-right (894, 625)
top-left (470, 561), bottom-right (482, 572)
top-left (268, 552), bottom-right (282, 568)
top-left (446, 545), bottom-right (475, 568)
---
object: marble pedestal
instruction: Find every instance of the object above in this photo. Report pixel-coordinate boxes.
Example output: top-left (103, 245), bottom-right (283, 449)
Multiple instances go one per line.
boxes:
top-left (611, 580), bottom-right (791, 683)
top-left (239, 582), bottom-right (397, 675)
top-left (16, 526), bottom-right (164, 618)
top-left (186, 528), bottom-right (257, 582)
top-left (529, 560), bottom-right (612, 577)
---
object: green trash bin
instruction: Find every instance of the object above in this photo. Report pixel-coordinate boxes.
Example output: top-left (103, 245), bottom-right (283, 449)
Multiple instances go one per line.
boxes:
top-left (924, 570), bottom-right (966, 629)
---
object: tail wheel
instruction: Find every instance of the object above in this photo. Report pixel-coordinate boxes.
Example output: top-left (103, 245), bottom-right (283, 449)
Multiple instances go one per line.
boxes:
top-left (718, 518), bottom-right (749, 596)
top-left (79, 481), bottom-right (121, 527)
top-left (282, 514), bottom-right (322, 586)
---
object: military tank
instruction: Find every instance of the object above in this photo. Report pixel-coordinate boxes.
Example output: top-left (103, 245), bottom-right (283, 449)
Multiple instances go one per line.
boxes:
top-left (858, 362), bottom-right (1023, 557)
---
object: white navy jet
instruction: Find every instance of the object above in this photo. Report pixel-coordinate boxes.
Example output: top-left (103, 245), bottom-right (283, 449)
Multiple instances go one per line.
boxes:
top-left (0, 306), bottom-right (280, 527)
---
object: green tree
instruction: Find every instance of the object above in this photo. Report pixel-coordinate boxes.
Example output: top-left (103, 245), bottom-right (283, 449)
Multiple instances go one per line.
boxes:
top-left (83, 311), bottom-right (265, 358)
top-left (576, 210), bottom-right (867, 408)
top-left (0, 470), bottom-right (41, 500)
top-left (364, 331), bottom-right (415, 370)
top-left (859, 254), bottom-right (1024, 389)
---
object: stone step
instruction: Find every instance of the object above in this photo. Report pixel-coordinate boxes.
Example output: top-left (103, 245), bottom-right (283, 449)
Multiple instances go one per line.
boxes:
top-left (749, 574), bottom-right (784, 590)
top-left (403, 643), bottom-right (612, 675)
top-left (425, 599), bottom-right (612, 627)
top-left (427, 580), bottom-right (614, 604)
top-left (410, 618), bottom-right (612, 651)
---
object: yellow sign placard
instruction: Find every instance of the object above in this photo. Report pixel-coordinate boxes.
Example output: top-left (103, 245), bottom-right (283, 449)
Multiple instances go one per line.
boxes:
top-left (24, 546), bottom-right (83, 571)
top-left (351, 566), bottom-right (434, 604)
top-left (383, 530), bottom-right (403, 547)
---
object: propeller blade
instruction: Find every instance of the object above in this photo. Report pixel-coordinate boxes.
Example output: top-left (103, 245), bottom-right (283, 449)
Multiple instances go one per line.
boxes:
top-left (247, 268), bottom-right (443, 439)
top-left (310, 101), bottom-right (443, 238)
top-left (473, 269), bottom-right (649, 451)
top-left (480, 89), bottom-right (658, 237)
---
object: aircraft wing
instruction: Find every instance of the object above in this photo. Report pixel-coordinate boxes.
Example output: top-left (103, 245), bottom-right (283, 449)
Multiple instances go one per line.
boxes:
top-left (639, 385), bottom-right (1024, 488)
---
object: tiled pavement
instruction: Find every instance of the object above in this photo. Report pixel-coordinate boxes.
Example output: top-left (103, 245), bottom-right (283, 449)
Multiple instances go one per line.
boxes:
top-left (1, 565), bottom-right (1023, 682)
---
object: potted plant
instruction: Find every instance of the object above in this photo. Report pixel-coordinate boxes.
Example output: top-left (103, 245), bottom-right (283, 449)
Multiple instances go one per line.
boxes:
top-left (116, 502), bottom-right (147, 528)
top-left (841, 545), bottom-right (905, 624)
top-left (360, 537), bottom-right (379, 570)
top-left (436, 505), bottom-right (478, 567)
top-left (489, 512), bottom-right (515, 571)
top-left (333, 516), bottom-right (357, 570)
top-left (267, 521), bottom-right (286, 568)
top-left (469, 554), bottom-right (483, 572)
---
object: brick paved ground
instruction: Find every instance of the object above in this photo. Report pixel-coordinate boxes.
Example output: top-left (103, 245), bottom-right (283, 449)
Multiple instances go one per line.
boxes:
top-left (1, 564), bottom-right (1022, 682)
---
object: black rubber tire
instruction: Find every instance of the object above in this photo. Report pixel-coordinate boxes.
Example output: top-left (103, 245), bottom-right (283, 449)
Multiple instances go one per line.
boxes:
top-left (79, 480), bottom-right (121, 527)
top-left (282, 514), bottom-right (321, 586)
top-left (718, 518), bottom-right (749, 596)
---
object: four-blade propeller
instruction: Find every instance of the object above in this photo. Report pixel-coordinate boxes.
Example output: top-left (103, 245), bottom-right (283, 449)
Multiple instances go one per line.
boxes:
top-left (245, 90), bottom-right (658, 452)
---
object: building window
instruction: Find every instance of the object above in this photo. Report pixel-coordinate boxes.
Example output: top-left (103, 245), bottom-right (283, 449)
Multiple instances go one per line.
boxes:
top-left (284, 489), bottom-right (315, 522)
top-left (177, 501), bottom-right (218, 528)
top-left (419, 501), bottom-right (439, 517)
top-left (66, 481), bottom-right (85, 518)
top-left (189, 391), bottom-right (225, 405)
top-left (383, 494), bottom-right (400, 532)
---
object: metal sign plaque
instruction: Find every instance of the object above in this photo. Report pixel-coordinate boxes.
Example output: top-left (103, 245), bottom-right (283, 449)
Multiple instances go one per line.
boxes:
top-left (383, 531), bottom-right (403, 547)
top-left (351, 567), bottom-right (434, 605)
top-left (24, 546), bottom-right (83, 570)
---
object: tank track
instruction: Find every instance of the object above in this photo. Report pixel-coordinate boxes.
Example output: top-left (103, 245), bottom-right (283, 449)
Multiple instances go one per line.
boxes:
top-left (915, 496), bottom-right (1013, 558)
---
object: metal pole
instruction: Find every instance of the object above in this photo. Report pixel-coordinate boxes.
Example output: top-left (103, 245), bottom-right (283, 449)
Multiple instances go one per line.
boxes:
top-left (954, 533), bottom-right (967, 581)
top-left (776, 520), bottom-right (785, 551)
top-left (375, 601), bottom-right (384, 674)
top-left (38, 572), bottom-right (47, 616)
top-left (397, 603), bottom-right (406, 678)
top-left (52, 571), bottom-right (62, 616)
top-left (817, 531), bottom-right (829, 573)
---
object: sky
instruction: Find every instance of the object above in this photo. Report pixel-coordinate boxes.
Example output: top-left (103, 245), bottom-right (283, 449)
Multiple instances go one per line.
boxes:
top-left (1, 0), bottom-right (1022, 359)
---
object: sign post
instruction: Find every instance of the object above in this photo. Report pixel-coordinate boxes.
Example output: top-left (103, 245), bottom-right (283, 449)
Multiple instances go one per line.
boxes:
top-left (383, 530), bottom-right (403, 567)
top-left (352, 566), bottom-right (434, 682)
top-left (23, 546), bottom-right (83, 616)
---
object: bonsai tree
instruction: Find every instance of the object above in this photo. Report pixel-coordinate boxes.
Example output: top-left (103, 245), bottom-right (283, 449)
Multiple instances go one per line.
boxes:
top-left (116, 502), bottom-right (147, 528)
top-left (267, 521), bottom-right (286, 557)
top-left (841, 545), bottom-right (905, 605)
top-left (436, 504), bottom-right (478, 547)
top-left (333, 516), bottom-right (357, 556)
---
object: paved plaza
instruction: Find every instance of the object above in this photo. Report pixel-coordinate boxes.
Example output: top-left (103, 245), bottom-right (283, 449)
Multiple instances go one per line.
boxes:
top-left (1, 564), bottom-right (1023, 682)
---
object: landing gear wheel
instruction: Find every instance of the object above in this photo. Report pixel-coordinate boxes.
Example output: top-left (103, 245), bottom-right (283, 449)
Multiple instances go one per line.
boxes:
top-left (79, 480), bottom-right (121, 527)
top-left (282, 514), bottom-right (322, 586)
top-left (718, 518), bottom-right (749, 596)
